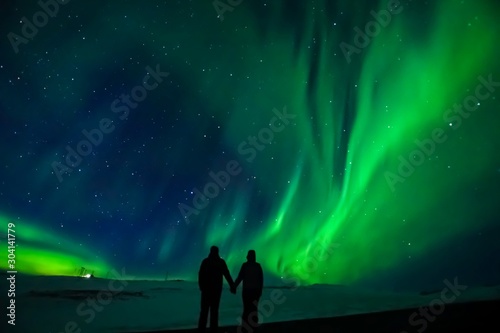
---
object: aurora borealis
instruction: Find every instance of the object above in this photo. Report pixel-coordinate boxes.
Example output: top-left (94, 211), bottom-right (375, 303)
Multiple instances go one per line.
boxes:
top-left (0, 0), bottom-right (499, 289)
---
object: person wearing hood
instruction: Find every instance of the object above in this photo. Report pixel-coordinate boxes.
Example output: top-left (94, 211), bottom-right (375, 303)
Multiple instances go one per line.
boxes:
top-left (197, 245), bottom-right (235, 333)
top-left (233, 249), bottom-right (264, 328)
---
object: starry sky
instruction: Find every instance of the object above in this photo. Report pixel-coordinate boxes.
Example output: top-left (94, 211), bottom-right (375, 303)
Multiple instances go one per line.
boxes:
top-left (0, 0), bottom-right (499, 290)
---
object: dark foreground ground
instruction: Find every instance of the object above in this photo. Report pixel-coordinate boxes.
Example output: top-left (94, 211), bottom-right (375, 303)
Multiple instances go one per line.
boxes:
top-left (130, 299), bottom-right (499, 333)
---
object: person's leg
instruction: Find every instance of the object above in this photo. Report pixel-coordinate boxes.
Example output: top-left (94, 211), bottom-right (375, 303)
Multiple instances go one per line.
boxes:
top-left (241, 289), bottom-right (251, 328)
top-left (209, 291), bottom-right (222, 333)
top-left (198, 292), bottom-right (209, 332)
top-left (248, 291), bottom-right (260, 327)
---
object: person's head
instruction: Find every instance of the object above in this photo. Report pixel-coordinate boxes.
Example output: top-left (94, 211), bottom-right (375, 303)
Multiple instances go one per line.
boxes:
top-left (246, 250), bottom-right (256, 262)
top-left (209, 245), bottom-right (219, 258)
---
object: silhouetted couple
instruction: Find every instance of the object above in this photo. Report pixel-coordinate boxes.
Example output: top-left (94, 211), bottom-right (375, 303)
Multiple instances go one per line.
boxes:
top-left (198, 246), bottom-right (264, 333)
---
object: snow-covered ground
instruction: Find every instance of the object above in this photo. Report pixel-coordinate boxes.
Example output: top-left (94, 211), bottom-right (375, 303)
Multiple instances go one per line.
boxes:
top-left (4, 273), bottom-right (500, 333)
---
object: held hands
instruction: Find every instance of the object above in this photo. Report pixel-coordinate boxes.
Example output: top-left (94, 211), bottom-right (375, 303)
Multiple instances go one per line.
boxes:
top-left (230, 283), bottom-right (237, 294)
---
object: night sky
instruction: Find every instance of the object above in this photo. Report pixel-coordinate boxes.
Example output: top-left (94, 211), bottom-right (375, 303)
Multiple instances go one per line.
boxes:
top-left (1, 0), bottom-right (499, 290)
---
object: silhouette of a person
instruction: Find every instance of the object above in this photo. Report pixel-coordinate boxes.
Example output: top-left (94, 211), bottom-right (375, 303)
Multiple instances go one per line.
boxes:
top-left (198, 245), bottom-right (235, 333)
top-left (233, 250), bottom-right (264, 328)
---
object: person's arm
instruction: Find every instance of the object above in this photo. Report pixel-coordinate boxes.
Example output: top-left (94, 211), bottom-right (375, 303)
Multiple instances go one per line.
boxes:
top-left (222, 260), bottom-right (235, 288)
top-left (234, 263), bottom-right (245, 288)
top-left (198, 260), bottom-right (206, 291)
top-left (258, 264), bottom-right (264, 297)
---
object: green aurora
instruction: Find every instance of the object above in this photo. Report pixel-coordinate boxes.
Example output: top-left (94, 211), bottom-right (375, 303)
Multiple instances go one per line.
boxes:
top-left (0, 0), bottom-right (499, 286)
